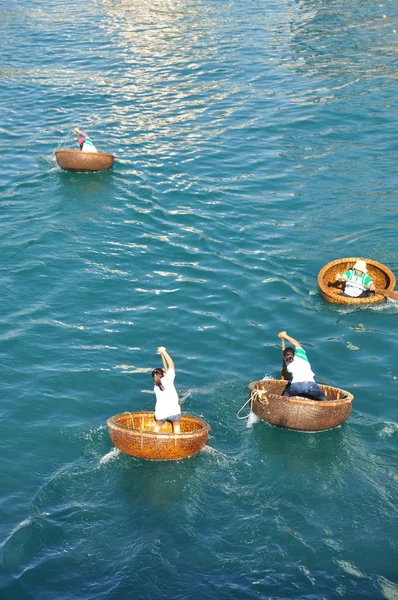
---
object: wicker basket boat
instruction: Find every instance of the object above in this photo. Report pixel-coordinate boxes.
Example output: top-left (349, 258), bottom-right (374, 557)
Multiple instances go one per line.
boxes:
top-left (248, 380), bottom-right (353, 432)
top-left (318, 258), bottom-right (396, 305)
top-left (55, 149), bottom-right (114, 172)
top-left (107, 411), bottom-right (210, 460)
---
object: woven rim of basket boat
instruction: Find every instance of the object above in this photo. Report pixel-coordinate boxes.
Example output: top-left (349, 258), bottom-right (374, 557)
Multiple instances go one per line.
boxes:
top-left (55, 149), bottom-right (115, 159)
top-left (317, 257), bottom-right (396, 304)
top-left (248, 380), bottom-right (353, 407)
top-left (107, 411), bottom-right (210, 439)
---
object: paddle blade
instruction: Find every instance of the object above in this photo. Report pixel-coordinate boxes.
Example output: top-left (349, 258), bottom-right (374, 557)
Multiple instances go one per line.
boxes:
top-left (375, 288), bottom-right (398, 301)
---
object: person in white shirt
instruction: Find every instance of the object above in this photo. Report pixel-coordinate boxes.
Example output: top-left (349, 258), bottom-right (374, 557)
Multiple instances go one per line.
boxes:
top-left (278, 331), bottom-right (328, 401)
top-left (152, 347), bottom-right (181, 433)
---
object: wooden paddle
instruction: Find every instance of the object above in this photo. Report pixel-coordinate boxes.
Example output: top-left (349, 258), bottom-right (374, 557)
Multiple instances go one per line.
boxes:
top-left (328, 280), bottom-right (398, 300)
top-left (374, 287), bottom-right (398, 301)
top-left (280, 337), bottom-right (290, 381)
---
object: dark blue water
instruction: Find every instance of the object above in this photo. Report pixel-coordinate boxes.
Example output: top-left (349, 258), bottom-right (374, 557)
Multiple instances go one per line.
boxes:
top-left (1, 0), bottom-right (397, 598)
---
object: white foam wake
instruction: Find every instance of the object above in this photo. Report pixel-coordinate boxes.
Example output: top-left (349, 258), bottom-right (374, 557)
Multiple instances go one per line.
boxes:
top-left (246, 412), bottom-right (260, 428)
top-left (99, 447), bottom-right (120, 465)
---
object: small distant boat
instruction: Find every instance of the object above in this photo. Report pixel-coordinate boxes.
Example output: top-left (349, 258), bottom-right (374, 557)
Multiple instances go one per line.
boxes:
top-left (248, 380), bottom-right (353, 432)
top-left (55, 149), bottom-right (114, 172)
top-left (107, 411), bottom-right (210, 461)
top-left (318, 257), bottom-right (396, 305)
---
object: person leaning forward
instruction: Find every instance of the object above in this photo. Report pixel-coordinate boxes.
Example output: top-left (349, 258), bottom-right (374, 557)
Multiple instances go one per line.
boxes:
top-left (278, 331), bottom-right (328, 401)
top-left (74, 128), bottom-right (98, 153)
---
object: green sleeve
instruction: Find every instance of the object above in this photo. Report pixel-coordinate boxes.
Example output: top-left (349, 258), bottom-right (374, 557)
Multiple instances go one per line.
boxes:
top-left (295, 347), bottom-right (309, 363)
top-left (363, 274), bottom-right (372, 287)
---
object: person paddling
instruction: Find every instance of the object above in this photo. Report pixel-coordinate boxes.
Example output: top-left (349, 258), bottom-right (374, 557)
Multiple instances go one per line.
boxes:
top-left (152, 347), bottom-right (181, 433)
top-left (336, 259), bottom-right (375, 298)
top-left (74, 128), bottom-right (98, 153)
top-left (278, 331), bottom-right (328, 401)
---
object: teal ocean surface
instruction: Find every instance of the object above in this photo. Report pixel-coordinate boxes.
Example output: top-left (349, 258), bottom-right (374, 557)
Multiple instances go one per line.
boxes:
top-left (1, 0), bottom-right (398, 598)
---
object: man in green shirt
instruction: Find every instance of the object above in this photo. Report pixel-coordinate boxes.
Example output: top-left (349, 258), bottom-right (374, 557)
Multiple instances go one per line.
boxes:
top-left (278, 331), bottom-right (328, 401)
top-left (336, 259), bottom-right (375, 298)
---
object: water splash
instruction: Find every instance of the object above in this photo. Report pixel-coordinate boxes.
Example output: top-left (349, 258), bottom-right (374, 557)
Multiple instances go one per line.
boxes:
top-left (246, 412), bottom-right (260, 428)
top-left (99, 448), bottom-right (120, 465)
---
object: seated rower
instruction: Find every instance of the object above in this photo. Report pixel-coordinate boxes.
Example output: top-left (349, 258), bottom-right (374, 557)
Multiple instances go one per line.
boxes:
top-left (74, 128), bottom-right (98, 153)
top-left (336, 259), bottom-right (375, 298)
top-left (278, 331), bottom-right (328, 401)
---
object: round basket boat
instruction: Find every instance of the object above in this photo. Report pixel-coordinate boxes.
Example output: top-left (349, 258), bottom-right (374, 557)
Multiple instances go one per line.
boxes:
top-left (248, 380), bottom-right (353, 432)
top-left (318, 257), bottom-right (396, 305)
top-left (55, 149), bottom-right (114, 172)
top-left (107, 411), bottom-right (210, 461)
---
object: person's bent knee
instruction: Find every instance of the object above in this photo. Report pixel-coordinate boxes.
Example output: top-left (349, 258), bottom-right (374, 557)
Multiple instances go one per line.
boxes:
top-left (282, 383), bottom-right (292, 396)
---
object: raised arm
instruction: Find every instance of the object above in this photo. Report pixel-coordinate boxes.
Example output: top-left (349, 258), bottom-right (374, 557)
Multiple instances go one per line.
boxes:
top-left (278, 331), bottom-right (301, 349)
top-left (157, 346), bottom-right (174, 371)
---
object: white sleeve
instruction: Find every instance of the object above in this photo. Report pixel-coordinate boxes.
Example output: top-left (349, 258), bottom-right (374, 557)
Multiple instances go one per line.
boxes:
top-left (165, 368), bottom-right (175, 383)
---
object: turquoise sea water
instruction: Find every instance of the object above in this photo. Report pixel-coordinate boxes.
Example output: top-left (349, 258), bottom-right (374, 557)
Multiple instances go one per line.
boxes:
top-left (1, 0), bottom-right (398, 598)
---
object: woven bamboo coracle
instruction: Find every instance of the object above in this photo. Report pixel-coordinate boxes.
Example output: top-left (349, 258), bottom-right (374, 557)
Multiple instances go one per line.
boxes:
top-left (107, 411), bottom-right (210, 461)
top-left (55, 150), bottom-right (114, 172)
top-left (248, 380), bottom-right (353, 432)
top-left (318, 257), bottom-right (396, 305)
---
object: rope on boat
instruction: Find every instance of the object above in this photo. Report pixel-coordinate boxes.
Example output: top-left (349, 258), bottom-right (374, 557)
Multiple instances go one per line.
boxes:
top-left (236, 388), bottom-right (268, 420)
top-left (121, 410), bottom-right (147, 448)
top-left (236, 397), bottom-right (252, 420)
top-left (123, 411), bottom-right (136, 429)
top-left (253, 388), bottom-right (269, 405)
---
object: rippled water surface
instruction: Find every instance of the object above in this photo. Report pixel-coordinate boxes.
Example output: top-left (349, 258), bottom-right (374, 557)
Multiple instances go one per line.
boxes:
top-left (1, 0), bottom-right (398, 598)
